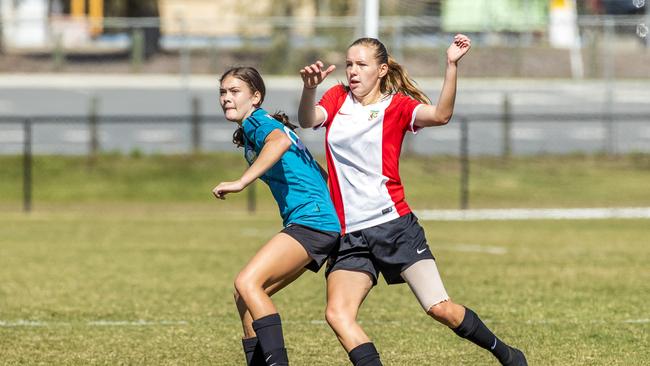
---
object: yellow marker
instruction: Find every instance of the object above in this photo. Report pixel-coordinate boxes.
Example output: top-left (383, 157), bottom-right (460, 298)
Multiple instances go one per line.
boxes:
top-left (71, 0), bottom-right (85, 17)
top-left (89, 0), bottom-right (104, 36)
top-left (551, 0), bottom-right (568, 9)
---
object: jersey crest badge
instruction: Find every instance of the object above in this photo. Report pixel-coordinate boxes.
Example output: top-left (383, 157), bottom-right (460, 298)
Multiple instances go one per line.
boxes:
top-left (368, 110), bottom-right (379, 121)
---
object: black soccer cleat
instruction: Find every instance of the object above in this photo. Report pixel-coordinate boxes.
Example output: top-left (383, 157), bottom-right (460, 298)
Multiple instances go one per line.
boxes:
top-left (503, 347), bottom-right (528, 366)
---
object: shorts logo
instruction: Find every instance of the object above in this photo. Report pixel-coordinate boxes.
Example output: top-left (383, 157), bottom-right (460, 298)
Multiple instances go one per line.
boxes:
top-left (416, 247), bottom-right (427, 254)
top-left (368, 110), bottom-right (379, 121)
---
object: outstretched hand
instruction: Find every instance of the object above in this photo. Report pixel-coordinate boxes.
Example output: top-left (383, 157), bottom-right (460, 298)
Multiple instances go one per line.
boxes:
top-left (447, 34), bottom-right (471, 64)
top-left (300, 61), bottom-right (336, 89)
top-left (212, 180), bottom-right (245, 200)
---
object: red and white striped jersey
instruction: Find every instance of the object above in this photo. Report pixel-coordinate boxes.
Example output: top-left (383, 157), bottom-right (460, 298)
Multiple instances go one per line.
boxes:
top-left (316, 84), bottom-right (423, 234)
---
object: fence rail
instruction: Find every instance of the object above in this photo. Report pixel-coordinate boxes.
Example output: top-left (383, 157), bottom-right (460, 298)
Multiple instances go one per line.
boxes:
top-left (5, 108), bottom-right (650, 214)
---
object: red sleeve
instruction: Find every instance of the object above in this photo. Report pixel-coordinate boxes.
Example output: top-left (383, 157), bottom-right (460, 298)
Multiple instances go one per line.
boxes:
top-left (316, 84), bottom-right (347, 128)
top-left (394, 93), bottom-right (423, 133)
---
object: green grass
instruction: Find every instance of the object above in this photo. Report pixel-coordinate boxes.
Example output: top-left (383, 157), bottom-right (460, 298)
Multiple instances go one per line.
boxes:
top-left (1, 153), bottom-right (650, 209)
top-left (0, 206), bottom-right (648, 365)
top-left (0, 154), bottom-right (649, 364)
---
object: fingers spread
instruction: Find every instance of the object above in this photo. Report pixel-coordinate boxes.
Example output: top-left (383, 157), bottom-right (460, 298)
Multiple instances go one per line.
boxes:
top-left (324, 64), bottom-right (336, 75)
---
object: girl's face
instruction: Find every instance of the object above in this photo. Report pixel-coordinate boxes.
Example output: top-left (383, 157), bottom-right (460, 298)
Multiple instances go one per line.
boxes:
top-left (345, 45), bottom-right (387, 100)
top-left (219, 75), bottom-right (261, 123)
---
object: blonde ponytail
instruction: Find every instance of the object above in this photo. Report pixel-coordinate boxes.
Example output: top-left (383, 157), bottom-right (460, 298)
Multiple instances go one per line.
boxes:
top-left (349, 38), bottom-right (430, 105)
top-left (384, 56), bottom-right (431, 104)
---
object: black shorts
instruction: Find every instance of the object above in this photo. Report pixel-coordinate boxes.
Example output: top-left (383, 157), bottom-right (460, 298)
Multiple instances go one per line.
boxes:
top-left (281, 224), bottom-right (340, 273)
top-left (325, 213), bottom-right (435, 285)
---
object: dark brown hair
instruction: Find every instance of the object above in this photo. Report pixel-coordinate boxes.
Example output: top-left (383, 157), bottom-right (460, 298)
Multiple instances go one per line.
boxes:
top-left (220, 66), bottom-right (297, 147)
top-left (349, 38), bottom-right (430, 104)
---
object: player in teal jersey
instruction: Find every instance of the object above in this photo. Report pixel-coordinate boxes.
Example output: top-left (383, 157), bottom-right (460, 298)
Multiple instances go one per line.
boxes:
top-left (213, 66), bottom-right (340, 366)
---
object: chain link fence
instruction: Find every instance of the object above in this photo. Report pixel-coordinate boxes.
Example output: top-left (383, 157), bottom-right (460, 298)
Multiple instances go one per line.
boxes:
top-left (0, 13), bottom-right (648, 78)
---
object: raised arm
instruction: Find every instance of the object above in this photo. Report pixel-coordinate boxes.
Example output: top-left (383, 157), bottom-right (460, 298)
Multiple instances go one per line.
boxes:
top-left (414, 34), bottom-right (471, 128)
top-left (212, 129), bottom-right (292, 199)
top-left (298, 61), bottom-right (336, 128)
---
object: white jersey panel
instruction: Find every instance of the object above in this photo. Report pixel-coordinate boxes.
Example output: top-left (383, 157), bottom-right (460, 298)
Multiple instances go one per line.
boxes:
top-left (327, 95), bottom-right (400, 232)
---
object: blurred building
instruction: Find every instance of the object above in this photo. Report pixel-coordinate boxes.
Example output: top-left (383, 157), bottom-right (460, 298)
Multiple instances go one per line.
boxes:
top-left (1, 0), bottom-right (110, 51)
top-left (159, 0), bottom-right (316, 37)
top-left (441, 0), bottom-right (548, 33)
top-left (0, 0), bottom-right (646, 54)
top-left (0, 0), bottom-right (50, 50)
top-left (0, 0), bottom-right (323, 51)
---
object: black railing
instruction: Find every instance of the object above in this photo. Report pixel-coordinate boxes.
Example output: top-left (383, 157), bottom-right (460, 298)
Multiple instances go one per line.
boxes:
top-left (2, 109), bottom-right (649, 213)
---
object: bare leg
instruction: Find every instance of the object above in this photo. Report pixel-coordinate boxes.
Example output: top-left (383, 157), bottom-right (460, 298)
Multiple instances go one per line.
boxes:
top-left (234, 233), bottom-right (312, 365)
top-left (235, 267), bottom-right (306, 338)
top-left (325, 270), bottom-right (375, 352)
top-left (234, 233), bottom-right (312, 320)
top-left (402, 259), bottom-right (526, 365)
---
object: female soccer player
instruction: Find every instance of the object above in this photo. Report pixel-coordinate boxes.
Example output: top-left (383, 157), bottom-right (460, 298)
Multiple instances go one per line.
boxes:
top-left (214, 66), bottom-right (340, 366)
top-left (298, 36), bottom-right (527, 366)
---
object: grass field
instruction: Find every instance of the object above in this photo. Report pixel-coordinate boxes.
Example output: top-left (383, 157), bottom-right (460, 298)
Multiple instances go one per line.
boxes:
top-left (1, 154), bottom-right (649, 365)
top-left (1, 153), bottom-right (650, 209)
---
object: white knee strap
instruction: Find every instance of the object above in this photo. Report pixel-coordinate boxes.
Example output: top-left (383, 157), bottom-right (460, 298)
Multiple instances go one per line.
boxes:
top-left (400, 259), bottom-right (450, 312)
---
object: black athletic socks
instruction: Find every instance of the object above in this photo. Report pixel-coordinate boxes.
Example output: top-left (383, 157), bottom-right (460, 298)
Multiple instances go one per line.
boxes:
top-left (241, 337), bottom-right (266, 366)
top-left (348, 342), bottom-right (383, 366)
top-left (504, 347), bottom-right (528, 366)
top-left (252, 313), bottom-right (289, 366)
top-left (451, 307), bottom-right (513, 365)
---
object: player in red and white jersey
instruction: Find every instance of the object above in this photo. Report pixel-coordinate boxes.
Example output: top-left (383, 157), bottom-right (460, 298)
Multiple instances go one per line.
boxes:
top-left (298, 36), bottom-right (527, 366)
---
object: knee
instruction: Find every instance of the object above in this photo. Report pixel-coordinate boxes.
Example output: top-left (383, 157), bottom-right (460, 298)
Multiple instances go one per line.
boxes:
top-left (325, 303), bottom-right (355, 330)
top-left (427, 300), bottom-right (455, 325)
top-left (233, 271), bottom-right (259, 299)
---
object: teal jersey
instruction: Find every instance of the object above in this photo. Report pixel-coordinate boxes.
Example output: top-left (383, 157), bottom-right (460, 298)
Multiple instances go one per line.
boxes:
top-left (242, 108), bottom-right (340, 233)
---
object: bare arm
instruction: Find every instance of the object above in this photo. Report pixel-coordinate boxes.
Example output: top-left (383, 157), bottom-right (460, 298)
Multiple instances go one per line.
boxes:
top-left (298, 61), bottom-right (335, 128)
top-left (212, 129), bottom-right (292, 199)
top-left (414, 34), bottom-right (471, 128)
top-left (298, 86), bottom-right (325, 128)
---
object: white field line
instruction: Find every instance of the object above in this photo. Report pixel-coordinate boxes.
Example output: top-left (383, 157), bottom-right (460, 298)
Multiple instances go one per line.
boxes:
top-left (2, 318), bottom-right (647, 328)
top-left (0, 320), bottom-right (188, 327)
top-left (437, 244), bottom-right (508, 255)
top-left (416, 207), bottom-right (650, 221)
top-left (356, 319), bottom-right (650, 325)
top-left (88, 320), bottom-right (189, 326)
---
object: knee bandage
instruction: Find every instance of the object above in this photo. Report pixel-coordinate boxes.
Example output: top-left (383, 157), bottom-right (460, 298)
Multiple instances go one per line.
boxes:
top-left (401, 259), bottom-right (450, 312)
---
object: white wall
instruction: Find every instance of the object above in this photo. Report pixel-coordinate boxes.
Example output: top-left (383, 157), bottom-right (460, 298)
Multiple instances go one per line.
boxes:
top-left (1, 0), bottom-right (49, 49)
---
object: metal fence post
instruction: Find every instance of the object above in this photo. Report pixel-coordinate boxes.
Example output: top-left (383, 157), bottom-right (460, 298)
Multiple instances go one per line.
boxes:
top-left (131, 28), bottom-right (144, 73)
top-left (53, 33), bottom-right (65, 72)
top-left (247, 181), bottom-right (257, 214)
top-left (191, 96), bottom-right (202, 153)
top-left (178, 14), bottom-right (191, 82)
top-left (209, 39), bottom-right (219, 74)
top-left (392, 19), bottom-right (404, 62)
top-left (603, 18), bottom-right (616, 156)
top-left (459, 117), bottom-right (469, 210)
top-left (89, 95), bottom-right (99, 158)
top-left (23, 118), bottom-right (32, 213)
top-left (502, 93), bottom-right (512, 159)
top-left (645, 2), bottom-right (650, 49)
